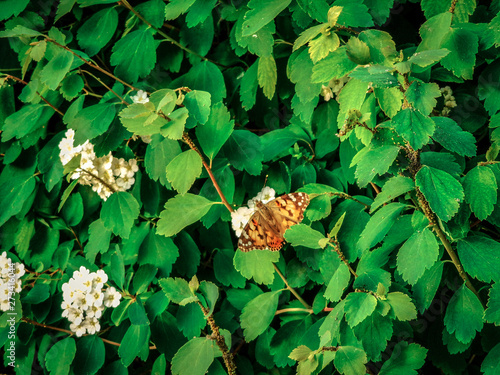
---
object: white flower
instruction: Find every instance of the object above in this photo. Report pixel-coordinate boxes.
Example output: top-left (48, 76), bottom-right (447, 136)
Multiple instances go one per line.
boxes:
top-left (131, 90), bottom-right (149, 104)
top-left (67, 308), bottom-right (84, 325)
top-left (70, 322), bottom-right (87, 337)
top-left (84, 317), bottom-right (100, 335)
top-left (93, 270), bottom-right (108, 288)
top-left (13, 263), bottom-right (25, 278)
top-left (231, 206), bottom-right (255, 237)
top-left (1, 298), bottom-right (10, 312)
top-left (255, 187), bottom-right (275, 204)
top-left (320, 85), bottom-right (334, 102)
top-left (103, 287), bottom-right (122, 308)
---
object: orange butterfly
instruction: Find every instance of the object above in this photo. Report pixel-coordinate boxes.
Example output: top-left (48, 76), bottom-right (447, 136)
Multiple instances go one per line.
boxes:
top-left (238, 192), bottom-right (310, 251)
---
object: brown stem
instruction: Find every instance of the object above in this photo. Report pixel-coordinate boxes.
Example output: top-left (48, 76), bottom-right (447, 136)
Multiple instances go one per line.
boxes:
top-left (4, 75), bottom-right (64, 116)
top-left (197, 302), bottom-right (237, 375)
top-left (329, 239), bottom-right (358, 277)
top-left (182, 132), bottom-right (234, 213)
top-left (329, 192), bottom-right (370, 209)
top-left (79, 69), bottom-right (128, 105)
top-left (68, 227), bottom-right (83, 251)
top-left (119, 0), bottom-right (225, 68)
top-left (273, 263), bottom-right (311, 309)
top-left (370, 182), bottom-right (380, 194)
top-left (46, 39), bottom-right (138, 91)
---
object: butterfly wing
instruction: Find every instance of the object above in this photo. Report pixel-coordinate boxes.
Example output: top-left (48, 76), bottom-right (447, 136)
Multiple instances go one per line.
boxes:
top-left (237, 192), bottom-right (309, 252)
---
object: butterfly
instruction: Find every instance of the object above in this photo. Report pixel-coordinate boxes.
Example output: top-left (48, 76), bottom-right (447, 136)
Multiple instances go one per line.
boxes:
top-left (238, 192), bottom-right (310, 252)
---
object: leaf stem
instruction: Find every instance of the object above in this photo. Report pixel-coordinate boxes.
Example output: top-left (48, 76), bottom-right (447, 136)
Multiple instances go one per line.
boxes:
top-left (273, 263), bottom-right (311, 309)
top-left (275, 307), bottom-right (313, 315)
top-left (79, 69), bottom-right (128, 105)
top-left (328, 239), bottom-right (358, 277)
top-left (182, 132), bottom-right (234, 213)
top-left (3, 75), bottom-right (64, 116)
top-left (119, 0), bottom-right (225, 68)
top-left (197, 302), bottom-right (237, 375)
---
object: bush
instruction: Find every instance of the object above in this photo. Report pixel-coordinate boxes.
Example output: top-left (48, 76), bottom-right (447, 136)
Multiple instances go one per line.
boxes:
top-left (1, 0), bottom-right (500, 374)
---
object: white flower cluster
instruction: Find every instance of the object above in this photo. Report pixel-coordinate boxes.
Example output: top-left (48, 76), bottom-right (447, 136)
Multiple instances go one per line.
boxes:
top-left (0, 252), bottom-right (25, 312)
top-left (58, 129), bottom-right (139, 201)
top-left (130, 90), bottom-right (152, 144)
top-left (231, 187), bottom-right (276, 237)
top-left (440, 86), bottom-right (457, 116)
top-left (321, 76), bottom-right (349, 101)
top-left (61, 266), bottom-right (121, 337)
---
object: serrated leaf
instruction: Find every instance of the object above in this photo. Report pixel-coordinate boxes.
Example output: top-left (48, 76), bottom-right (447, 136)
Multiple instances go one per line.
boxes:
top-left (293, 24), bottom-right (324, 52)
top-left (77, 7), bottom-right (118, 56)
top-left (240, 61), bottom-right (258, 110)
top-left (166, 150), bottom-right (203, 195)
top-left (413, 261), bottom-right (443, 313)
top-left (353, 312), bottom-right (393, 361)
top-left (308, 33), bottom-right (340, 63)
top-left (0, 175), bottom-right (36, 227)
top-left (45, 337), bottom-right (76, 374)
top-left (344, 292), bottom-right (377, 327)
top-left (482, 343), bottom-right (500, 375)
top-left (233, 250), bottom-right (280, 285)
top-left (379, 342), bottom-right (427, 375)
top-left (354, 146), bottom-right (400, 188)
top-left (444, 284), bottom-right (484, 343)
top-left (311, 46), bottom-right (357, 83)
top-left (289, 345), bottom-right (313, 361)
top-left (324, 262), bottom-right (350, 302)
top-left (242, 0), bottom-right (292, 36)
top-left (392, 108), bottom-right (435, 150)
top-left (284, 224), bottom-right (326, 249)
top-left (157, 194), bottom-right (215, 237)
top-left (345, 37), bottom-right (370, 65)
top-left (334, 346), bottom-right (367, 375)
top-left (463, 166), bottom-right (497, 220)
top-left (397, 228), bottom-right (439, 285)
top-left (386, 292), bottom-right (417, 321)
top-left (110, 29), bottom-right (156, 83)
top-left (440, 27), bottom-right (478, 80)
top-left (457, 236), bottom-right (500, 284)
top-left (484, 283), bottom-right (500, 325)
top-left (349, 65), bottom-right (398, 88)
top-left (241, 290), bottom-right (281, 341)
top-left (71, 103), bottom-right (116, 144)
top-left (432, 117), bottom-right (477, 157)
top-left (183, 90), bottom-right (211, 125)
top-left (159, 277), bottom-right (198, 305)
top-left (408, 49), bottom-right (450, 67)
top-left (100, 192), bottom-right (140, 239)
top-left (415, 166), bottom-right (464, 222)
top-left (224, 130), bottom-right (263, 175)
top-left (371, 176), bottom-right (415, 213)
top-left (171, 337), bottom-right (215, 375)
top-left (357, 203), bottom-right (407, 252)
top-left (405, 81), bottom-right (441, 115)
top-left (196, 102), bottom-right (234, 161)
top-left (258, 55), bottom-right (277, 100)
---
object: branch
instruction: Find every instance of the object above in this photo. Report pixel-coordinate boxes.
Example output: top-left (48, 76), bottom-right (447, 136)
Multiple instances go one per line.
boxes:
top-left (197, 302), bottom-right (237, 375)
top-left (328, 239), bottom-right (358, 278)
top-left (273, 263), bottom-right (311, 309)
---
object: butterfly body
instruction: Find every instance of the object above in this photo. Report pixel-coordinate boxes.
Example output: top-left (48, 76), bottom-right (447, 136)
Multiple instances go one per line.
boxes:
top-left (238, 192), bottom-right (310, 252)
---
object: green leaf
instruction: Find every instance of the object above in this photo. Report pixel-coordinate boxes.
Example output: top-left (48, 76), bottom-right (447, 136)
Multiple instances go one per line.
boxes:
top-left (386, 292), bottom-right (417, 321)
top-left (284, 224), bottom-right (326, 249)
top-left (457, 236), bottom-right (500, 284)
top-left (440, 28), bottom-right (478, 80)
top-left (293, 24), bottom-right (324, 52)
top-left (432, 117), bottom-right (477, 157)
top-left (482, 343), bottom-right (500, 375)
top-left (110, 29), bottom-right (156, 83)
top-left (224, 130), bottom-right (263, 175)
top-left (84, 219), bottom-right (111, 263)
top-left (241, 290), bottom-right (281, 341)
top-left (40, 49), bottom-right (74, 90)
top-left (444, 284), bottom-right (484, 343)
top-left (371, 176), bottom-right (415, 213)
top-left (165, 0), bottom-right (196, 19)
top-left (463, 166), bottom-right (498, 220)
top-left (71, 103), bottom-right (116, 144)
top-left (213, 249), bottom-right (246, 288)
top-left (309, 33), bottom-right (340, 63)
top-left (0, 175), bottom-right (36, 226)
top-left (357, 203), bottom-right (407, 252)
top-left (324, 262), bottom-right (350, 302)
top-left (196, 102), bottom-right (234, 161)
top-left (73, 336), bottom-right (105, 375)
top-left (183, 90), bottom-right (211, 125)
top-left (415, 166), bottom-right (464, 222)
top-left (258, 55), bottom-right (277, 100)
top-left (484, 283), bottom-right (500, 325)
top-left (118, 325), bottom-right (150, 367)
top-left (344, 292), bottom-right (377, 327)
top-left (337, 78), bottom-right (369, 126)
top-left (345, 37), bottom-right (371, 65)
top-left (0, 0), bottom-right (30, 21)
top-left (379, 342), bottom-right (427, 375)
top-left (77, 7), bottom-right (118, 56)
top-left (2, 104), bottom-right (46, 142)
top-left (171, 337), bottom-right (215, 375)
top-left (165, 150), bottom-right (203, 195)
top-left (199, 280), bottom-right (219, 315)
top-left (133, 264), bottom-right (158, 295)
top-left (397, 228), bottom-right (439, 285)
top-left (374, 87), bottom-right (404, 118)
top-left (391, 109), bottom-right (435, 150)
top-left (144, 136), bottom-right (181, 187)
top-left (100, 192), bottom-right (140, 239)
top-left (417, 12), bottom-right (452, 51)
top-left (334, 346), bottom-right (367, 375)
top-left (45, 337), bottom-right (76, 375)
top-left (289, 345), bottom-right (313, 361)
top-left (260, 128), bottom-right (303, 162)
top-left (311, 46), bottom-right (357, 83)
top-left (159, 277), bottom-right (198, 305)
top-left (233, 250), bottom-right (280, 285)
top-left (241, 0), bottom-right (292, 36)
top-left (405, 81), bottom-right (440, 115)
top-left (182, 61), bottom-right (226, 103)
top-left (240, 61), bottom-right (258, 110)
top-left (353, 312), bottom-right (393, 361)
top-left (413, 261), bottom-right (443, 313)
top-left (157, 194), bottom-right (215, 237)
top-left (408, 49), bottom-right (450, 68)
top-left (139, 230), bottom-right (179, 277)
top-left (354, 146), bottom-right (400, 188)
top-left (348, 65), bottom-right (398, 88)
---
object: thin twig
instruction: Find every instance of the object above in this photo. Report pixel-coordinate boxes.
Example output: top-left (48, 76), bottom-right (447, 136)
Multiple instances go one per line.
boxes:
top-left (4, 75), bottom-right (64, 116)
top-left (79, 69), bottom-right (128, 105)
top-left (275, 307), bottom-right (313, 315)
top-left (273, 264), bottom-right (311, 309)
top-left (329, 239), bottom-right (357, 277)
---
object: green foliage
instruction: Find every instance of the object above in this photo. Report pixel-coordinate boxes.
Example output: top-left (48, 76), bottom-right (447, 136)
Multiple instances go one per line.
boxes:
top-left (1, 1), bottom-right (499, 374)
